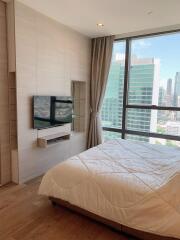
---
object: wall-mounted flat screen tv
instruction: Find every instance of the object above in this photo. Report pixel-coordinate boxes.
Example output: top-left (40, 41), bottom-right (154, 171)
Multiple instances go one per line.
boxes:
top-left (33, 96), bottom-right (73, 129)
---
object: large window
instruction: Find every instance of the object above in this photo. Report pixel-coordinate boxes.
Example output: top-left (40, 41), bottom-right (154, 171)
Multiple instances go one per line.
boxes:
top-left (101, 41), bottom-right (126, 130)
top-left (102, 31), bottom-right (180, 147)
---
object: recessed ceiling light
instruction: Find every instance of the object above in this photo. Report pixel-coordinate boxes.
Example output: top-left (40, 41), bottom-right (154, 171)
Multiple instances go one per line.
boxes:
top-left (147, 11), bottom-right (153, 15)
top-left (97, 23), bottom-right (104, 27)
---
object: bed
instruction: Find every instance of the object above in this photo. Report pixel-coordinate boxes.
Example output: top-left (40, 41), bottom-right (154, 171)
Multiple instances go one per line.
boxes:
top-left (39, 139), bottom-right (180, 239)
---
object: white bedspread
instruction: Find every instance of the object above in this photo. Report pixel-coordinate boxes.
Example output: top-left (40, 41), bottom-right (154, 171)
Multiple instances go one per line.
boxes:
top-left (39, 139), bottom-right (180, 238)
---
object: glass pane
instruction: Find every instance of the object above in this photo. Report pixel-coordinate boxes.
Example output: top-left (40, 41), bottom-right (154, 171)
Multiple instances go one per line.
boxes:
top-left (126, 134), bottom-right (149, 142)
top-left (128, 32), bottom-right (180, 107)
top-left (150, 138), bottom-right (180, 147)
top-left (127, 108), bottom-right (180, 137)
top-left (127, 108), bottom-right (152, 132)
top-left (126, 134), bottom-right (180, 148)
top-left (101, 41), bottom-right (126, 128)
top-left (103, 131), bottom-right (121, 141)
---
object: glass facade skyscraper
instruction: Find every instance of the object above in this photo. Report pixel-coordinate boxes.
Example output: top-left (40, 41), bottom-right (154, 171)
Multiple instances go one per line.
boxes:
top-left (101, 55), bottom-right (159, 142)
top-left (174, 72), bottom-right (180, 107)
top-left (101, 60), bottom-right (124, 130)
top-left (102, 33), bottom-right (180, 146)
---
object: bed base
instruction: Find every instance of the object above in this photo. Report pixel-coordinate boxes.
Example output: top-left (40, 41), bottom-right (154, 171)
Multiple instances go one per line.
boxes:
top-left (49, 197), bottom-right (178, 240)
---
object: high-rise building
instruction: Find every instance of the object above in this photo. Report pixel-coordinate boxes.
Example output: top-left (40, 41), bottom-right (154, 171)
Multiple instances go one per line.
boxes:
top-left (101, 55), bottom-right (160, 142)
top-left (158, 87), bottom-right (166, 106)
top-left (101, 56), bottom-right (124, 132)
top-left (174, 72), bottom-right (180, 107)
top-left (176, 96), bottom-right (180, 120)
top-left (165, 78), bottom-right (173, 106)
top-left (166, 78), bottom-right (172, 96)
top-left (158, 86), bottom-right (166, 122)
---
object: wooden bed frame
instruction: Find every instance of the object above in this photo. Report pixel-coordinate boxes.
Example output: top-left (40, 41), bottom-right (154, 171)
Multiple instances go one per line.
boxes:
top-left (49, 197), bottom-right (178, 240)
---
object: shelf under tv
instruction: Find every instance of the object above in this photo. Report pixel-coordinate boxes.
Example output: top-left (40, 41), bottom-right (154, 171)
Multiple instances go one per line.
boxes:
top-left (37, 132), bottom-right (70, 148)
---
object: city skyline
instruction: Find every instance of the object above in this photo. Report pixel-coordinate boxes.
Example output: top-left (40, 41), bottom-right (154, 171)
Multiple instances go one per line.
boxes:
top-left (112, 52), bottom-right (180, 107)
top-left (113, 32), bottom-right (180, 89)
top-left (102, 34), bottom-right (180, 146)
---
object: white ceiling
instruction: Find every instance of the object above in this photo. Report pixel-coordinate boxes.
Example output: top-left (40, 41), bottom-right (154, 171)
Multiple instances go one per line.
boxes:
top-left (18, 0), bottom-right (180, 38)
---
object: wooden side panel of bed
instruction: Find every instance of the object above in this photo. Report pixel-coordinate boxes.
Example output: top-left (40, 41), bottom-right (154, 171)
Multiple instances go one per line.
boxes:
top-left (49, 197), bottom-right (178, 240)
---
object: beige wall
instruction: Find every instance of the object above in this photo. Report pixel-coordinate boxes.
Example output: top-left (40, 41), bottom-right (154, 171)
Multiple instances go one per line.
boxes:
top-left (0, 0), bottom-right (11, 185)
top-left (15, 2), bottom-right (91, 183)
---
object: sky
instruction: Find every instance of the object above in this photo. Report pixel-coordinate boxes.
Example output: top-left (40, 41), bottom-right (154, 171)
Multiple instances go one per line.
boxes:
top-left (114, 32), bottom-right (180, 89)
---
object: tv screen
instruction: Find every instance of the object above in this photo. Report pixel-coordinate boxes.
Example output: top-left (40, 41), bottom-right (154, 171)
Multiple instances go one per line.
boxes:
top-left (33, 96), bottom-right (73, 129)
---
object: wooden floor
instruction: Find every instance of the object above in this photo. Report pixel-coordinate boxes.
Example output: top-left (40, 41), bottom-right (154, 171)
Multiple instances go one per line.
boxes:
top-left (0, 178), bottom-right (136, 240)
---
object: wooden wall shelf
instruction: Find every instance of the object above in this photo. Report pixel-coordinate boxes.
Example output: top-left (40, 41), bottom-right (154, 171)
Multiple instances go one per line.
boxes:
top-left (37, 132), bottom-right (70, 148)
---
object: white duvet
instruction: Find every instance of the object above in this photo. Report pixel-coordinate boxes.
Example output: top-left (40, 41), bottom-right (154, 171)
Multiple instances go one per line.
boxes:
top-left (39, 139), bottom-right (180, 238)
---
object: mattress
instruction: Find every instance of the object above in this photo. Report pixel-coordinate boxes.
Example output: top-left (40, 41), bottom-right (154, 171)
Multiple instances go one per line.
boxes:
top-left (39, 139), bottom-right (180, 238)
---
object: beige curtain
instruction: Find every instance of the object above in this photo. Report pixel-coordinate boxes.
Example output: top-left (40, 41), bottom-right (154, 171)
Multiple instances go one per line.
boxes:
top-left (87, 35), bottom-right (114, 148)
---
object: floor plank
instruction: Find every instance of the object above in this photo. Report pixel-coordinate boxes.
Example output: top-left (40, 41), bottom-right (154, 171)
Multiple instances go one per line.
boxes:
top-left (0, 178), bottom-right (135, 240)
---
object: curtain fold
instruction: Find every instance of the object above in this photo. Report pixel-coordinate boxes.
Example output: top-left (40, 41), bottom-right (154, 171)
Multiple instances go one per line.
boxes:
top-left (87, 35), bottom-right (114, 148)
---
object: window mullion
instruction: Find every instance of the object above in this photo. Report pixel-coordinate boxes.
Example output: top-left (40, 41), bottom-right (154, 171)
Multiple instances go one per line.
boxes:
top-left (121, 39), bottom-right (131, 139)
top-left (126, 105), bottom-right (180, 111)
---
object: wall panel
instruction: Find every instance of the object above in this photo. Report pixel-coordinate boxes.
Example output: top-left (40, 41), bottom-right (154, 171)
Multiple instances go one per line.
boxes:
top-left (15, 2), bottom-right (91, 183)
top-left (0, 0), bottom-right (11, 185)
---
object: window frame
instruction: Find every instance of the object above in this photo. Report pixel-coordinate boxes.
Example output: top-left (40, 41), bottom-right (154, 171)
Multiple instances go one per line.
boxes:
top-left (103, 29), bottom-right (180, 142)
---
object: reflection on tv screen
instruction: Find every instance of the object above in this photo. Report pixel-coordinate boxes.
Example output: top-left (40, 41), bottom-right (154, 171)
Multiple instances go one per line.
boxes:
top-left (33, 96), bottom-right (73, 129)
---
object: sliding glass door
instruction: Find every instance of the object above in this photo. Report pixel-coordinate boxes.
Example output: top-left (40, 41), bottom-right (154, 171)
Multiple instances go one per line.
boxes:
top-left (102, 30), bottom-right (180, 147)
